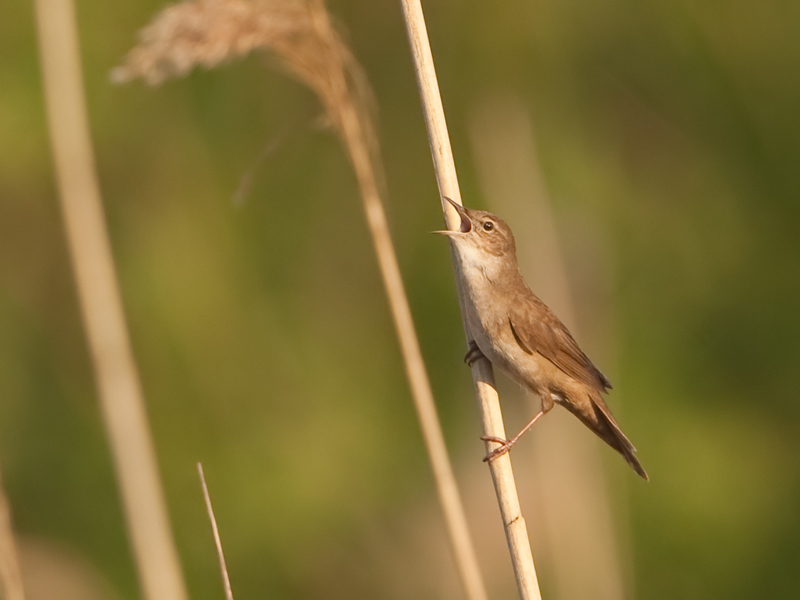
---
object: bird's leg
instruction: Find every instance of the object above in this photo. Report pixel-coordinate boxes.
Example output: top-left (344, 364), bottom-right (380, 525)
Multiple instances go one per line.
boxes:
top-left (481, 410), bottom-right (546, 462)
top-left (464, 340), bottom-right (486, 366)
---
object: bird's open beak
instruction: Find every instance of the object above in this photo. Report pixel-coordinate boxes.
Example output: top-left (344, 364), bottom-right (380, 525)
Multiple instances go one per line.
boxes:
top-left (432, 196), bottom-right (471, 236)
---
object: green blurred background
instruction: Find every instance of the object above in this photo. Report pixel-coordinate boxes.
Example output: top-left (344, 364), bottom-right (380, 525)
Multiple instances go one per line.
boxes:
top-left (2, 0), bottom-right (799, 598)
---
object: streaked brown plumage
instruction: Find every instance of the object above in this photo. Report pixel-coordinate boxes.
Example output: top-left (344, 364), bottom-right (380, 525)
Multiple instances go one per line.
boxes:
top-left (438, 197), bottom-right (648, 480)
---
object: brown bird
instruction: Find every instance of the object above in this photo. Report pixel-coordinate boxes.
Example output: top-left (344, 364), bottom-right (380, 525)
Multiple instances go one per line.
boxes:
top-left (437, 197), bottom-right (648, 480)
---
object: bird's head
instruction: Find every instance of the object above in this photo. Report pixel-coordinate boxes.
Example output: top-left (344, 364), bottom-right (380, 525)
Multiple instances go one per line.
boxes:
top-left (434, 197), bottom-right (517, 270)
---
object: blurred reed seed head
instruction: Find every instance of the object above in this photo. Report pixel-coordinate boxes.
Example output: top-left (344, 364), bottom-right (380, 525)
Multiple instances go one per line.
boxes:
top-left (112, 0), bottom-right (380, 162)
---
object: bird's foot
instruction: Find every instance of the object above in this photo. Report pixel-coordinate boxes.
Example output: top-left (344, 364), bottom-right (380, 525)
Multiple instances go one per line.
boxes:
top-left (479, 410), bottom-right (546, 463)
top-left (464, 341), bottom-right (486, 367)
top-left (480, 436), bottom-right (516, 462)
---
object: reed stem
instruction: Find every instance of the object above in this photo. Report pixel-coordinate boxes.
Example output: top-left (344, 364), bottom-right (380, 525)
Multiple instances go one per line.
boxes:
top-left (33, 2), bottom-right (188, 598)
top-left (399, 2), bottom-right (543, 598)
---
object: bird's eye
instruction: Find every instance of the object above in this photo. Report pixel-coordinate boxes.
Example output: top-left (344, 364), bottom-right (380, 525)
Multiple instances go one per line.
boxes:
top-left (483, 221), bottom-right (494, 231)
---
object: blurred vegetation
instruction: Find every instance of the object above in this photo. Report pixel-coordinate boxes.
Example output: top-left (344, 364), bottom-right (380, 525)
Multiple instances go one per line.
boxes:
top-left (2, 0), bottom-right (799, 598)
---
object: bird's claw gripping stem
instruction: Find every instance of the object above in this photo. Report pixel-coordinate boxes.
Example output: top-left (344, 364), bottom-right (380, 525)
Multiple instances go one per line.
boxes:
top-left (480, 410), bottom-right (546, 463)
top-left (480, 436), bottom-right (516, 462)
top-left (464, 340), bottom-right (486, 367)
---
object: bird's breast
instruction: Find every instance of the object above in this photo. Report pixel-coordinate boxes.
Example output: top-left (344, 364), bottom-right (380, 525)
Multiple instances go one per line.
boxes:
top-left (458, 267), bottom-right (545, 393)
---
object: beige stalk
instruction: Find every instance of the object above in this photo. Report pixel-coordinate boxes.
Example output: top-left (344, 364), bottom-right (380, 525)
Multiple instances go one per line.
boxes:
top-left (33, 1), bottom-right (188, 599)
top-left (398, 2), bottom-right (543, 599)
top-left (0, 464), bottom-right (25, 600)
top-left (198, 464), bottom-right (235, 600)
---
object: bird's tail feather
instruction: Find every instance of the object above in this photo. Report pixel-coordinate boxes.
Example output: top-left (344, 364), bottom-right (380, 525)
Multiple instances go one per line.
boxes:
top-left (564, 394), bottom-right (649, 481)
top-left (592, 398), bottom-right (649, 481)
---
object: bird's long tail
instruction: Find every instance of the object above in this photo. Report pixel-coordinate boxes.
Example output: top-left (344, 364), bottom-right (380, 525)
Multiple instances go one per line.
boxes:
top-left (567, 395), bottom-right (649, 481)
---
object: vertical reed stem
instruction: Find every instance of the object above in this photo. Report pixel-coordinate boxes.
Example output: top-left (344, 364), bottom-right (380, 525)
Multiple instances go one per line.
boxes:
top-left (33, 2), bottom-right (188, 599)
top-left (399, 2), bottom-right (543, 598)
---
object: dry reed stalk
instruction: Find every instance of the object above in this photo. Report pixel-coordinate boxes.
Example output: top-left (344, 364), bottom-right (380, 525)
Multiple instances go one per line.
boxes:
top-left (32, 2), bottom-right (188, 599)
top-left (0, 465), bottom-right (25, 600)
top-left (469, 94), bottom-right (629, 600)
top-left (398, 2), bottom-right (542, 599)
top-left (197, 464), bottom-right (234, 600)
top-left (115, 3), bottom-right (487, 599)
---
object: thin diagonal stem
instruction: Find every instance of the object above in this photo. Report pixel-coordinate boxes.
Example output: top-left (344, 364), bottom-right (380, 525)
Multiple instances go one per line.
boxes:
top-left (198, 464), bottom-right (234, 600)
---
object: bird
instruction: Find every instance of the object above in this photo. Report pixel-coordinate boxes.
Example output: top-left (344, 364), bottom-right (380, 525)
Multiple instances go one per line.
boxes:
top-left (436, 196), bottom-right (648, 480)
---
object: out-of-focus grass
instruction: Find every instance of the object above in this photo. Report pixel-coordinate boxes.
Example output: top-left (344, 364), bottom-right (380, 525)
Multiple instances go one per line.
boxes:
top-left (1, 0), bottom-right (799, 598)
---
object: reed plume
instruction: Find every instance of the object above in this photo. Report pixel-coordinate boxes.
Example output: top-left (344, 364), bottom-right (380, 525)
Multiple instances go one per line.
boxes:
top-left (116, 2), bottom-right (488, 598)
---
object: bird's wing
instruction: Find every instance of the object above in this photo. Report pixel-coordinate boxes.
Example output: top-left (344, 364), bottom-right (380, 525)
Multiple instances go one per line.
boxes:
top-left (508, 295), bottom-right (612, 391)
